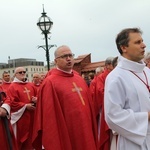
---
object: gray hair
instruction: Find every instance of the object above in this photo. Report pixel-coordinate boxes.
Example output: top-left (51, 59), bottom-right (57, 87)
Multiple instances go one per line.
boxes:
top-left (95, 67), bottom-right (103, 74)
top-left (54, 45), bottom-right (70, 58)
top-left (105, 57), bottom-right (114, 65)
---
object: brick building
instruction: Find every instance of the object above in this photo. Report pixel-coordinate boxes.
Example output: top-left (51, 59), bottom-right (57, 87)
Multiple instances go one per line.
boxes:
top-left (73, 53), bottom-right (105, 76)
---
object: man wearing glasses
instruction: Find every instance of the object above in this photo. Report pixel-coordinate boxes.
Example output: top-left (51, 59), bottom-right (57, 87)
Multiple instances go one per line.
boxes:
top-left (7, 67), bottom-right (37, 150)
top-left (32, 45), bottom-right (98, 150)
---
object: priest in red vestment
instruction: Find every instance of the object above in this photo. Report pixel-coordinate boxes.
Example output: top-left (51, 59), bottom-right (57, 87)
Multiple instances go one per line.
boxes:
top-left (0, 86), bottom-right (18, 150)
top-left (1, 71), bottom-right (11, 94)
top-left (32, 45), bottom-right (98, 150)
top-left (95, 57), bottom-right (114, 150)
top-left (7, 67), bottom-right (37, 150)
top-left (31, 72), bottom-right (41, 93)
top-left (89, 67), bottom-right (103, 109)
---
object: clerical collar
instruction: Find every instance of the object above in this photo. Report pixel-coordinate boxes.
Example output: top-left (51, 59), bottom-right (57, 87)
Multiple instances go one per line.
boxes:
top-left (2, 80), bottom-right (11, 84)
top-left (117, 56), bottom-right (145, 73)
top-left (34, 83), bottom-right (40, 86)
top-left (13, 77), bottom-right (28, 83)
top-left (56, 67), bottom-right (73, 74)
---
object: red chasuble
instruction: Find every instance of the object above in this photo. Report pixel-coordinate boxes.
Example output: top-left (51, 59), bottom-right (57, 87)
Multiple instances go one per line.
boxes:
top-left (32, 69), bottom-right (98, 150)
top-left (7, 82), bottom-right (37, 149)
top-left (0, 86), bottom-right (18, 150)
top-left (96, 69), bottom-right (111, 150)
top-left (1, 82), bottom-right (11, 94)
top-left (31, 82), bottom-right (41, 94)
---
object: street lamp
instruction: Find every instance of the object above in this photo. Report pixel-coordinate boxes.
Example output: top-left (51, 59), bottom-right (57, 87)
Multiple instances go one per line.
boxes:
top-left (37, 5), bottom-right (55, 70)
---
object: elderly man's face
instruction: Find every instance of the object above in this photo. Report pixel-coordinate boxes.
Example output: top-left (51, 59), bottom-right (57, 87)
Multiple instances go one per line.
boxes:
top-left (15, 68), bottom-right (26, 81)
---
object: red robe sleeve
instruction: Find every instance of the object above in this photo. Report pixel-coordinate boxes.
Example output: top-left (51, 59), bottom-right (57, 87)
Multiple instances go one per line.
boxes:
top-left (0, 87), bottom-right (18, 150)
top-left (96, 70), bottom-right (111, 150)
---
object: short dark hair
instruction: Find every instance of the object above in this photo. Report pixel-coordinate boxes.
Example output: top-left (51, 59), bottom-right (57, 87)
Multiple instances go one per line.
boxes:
top-left (2, 71), bottom-right (9, 76)
top-left (116, 28), bottom-right (142, 54)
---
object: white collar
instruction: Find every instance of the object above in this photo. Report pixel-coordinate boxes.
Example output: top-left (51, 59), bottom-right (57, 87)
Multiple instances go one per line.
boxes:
top-left (13, 77), bottom-right (28, 83)
top-left (118, 56), bottom-right (146, 73)
top-left (56, 67), bottom-right (73, 74)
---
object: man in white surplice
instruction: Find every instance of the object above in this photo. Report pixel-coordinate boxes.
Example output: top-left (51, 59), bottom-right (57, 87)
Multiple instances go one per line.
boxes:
top-left (104, 28), bottom-right (150, 150)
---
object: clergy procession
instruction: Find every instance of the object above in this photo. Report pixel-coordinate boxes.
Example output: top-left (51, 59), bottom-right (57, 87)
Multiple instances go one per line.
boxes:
top-left (0, 27), bottom-right (150, 150)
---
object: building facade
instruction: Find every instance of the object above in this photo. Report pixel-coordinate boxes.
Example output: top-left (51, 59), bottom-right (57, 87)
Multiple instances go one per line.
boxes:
top-left (0, 55), bottom-right (106, 82)
top-left (0, 58), bottom-right (46, 82)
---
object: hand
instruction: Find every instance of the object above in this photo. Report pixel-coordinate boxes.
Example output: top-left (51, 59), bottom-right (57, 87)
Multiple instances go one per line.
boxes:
top-left (0, 100), bottom-right (3, 106)
top-left (31, 96), bottom-right (37, 104)
top-left (26, 103), bottom-right (36, 111)
top-left (0, 107), bottom-right (7, 117)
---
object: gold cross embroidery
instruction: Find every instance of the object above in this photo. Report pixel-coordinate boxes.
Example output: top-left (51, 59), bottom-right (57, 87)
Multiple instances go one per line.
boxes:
top-left (24, 87), bottom-right (31, 101)
top-left (72, 82), bottom-right (85, 105)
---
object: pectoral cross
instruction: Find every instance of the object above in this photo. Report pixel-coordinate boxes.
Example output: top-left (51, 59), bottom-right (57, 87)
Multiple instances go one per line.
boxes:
top-left (72, 82), bottom-right (85, 105)
top-left (24, 87), bottom-right (31, 101)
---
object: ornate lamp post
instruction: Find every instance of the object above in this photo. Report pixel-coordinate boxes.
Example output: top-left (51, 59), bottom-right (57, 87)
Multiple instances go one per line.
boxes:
top-left (37, 5), bottom-right (55, 70)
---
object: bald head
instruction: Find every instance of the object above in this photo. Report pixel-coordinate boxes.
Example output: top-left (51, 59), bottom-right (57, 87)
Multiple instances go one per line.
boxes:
top-left (95, 67), bottom-right (103, 75)
top-left (54, 45), bottom-right (74, 72)
top-left (15, 67), bottom-right (26, 75)
top-left (33, 72), bottom-right (41, 84)
top-left (54, 45), bottom-right (71, 59)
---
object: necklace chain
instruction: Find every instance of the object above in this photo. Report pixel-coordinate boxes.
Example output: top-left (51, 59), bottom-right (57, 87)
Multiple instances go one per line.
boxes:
top-left (130, 71), bottom-right (150, 92)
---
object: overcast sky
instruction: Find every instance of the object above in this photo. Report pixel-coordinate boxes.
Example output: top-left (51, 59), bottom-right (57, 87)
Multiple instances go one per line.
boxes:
top-left (0, 0), bottom-right (150, 65)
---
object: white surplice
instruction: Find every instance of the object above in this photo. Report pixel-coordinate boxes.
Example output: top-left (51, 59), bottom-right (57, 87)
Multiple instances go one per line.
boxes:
top-left (104, 56), bottom-right (150, 150)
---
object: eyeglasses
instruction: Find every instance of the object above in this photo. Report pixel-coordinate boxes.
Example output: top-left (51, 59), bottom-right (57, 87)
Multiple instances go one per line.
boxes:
top-left (56, 53), bottom-right (75, 59)
top-left (17, 71), bottom-right (26, 74)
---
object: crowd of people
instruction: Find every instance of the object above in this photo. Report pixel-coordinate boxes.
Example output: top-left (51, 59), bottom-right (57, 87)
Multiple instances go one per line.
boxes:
top-left (0, 69), bottom-right (45, 150)
top-left (0, 27), bottom-right (150, 150)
